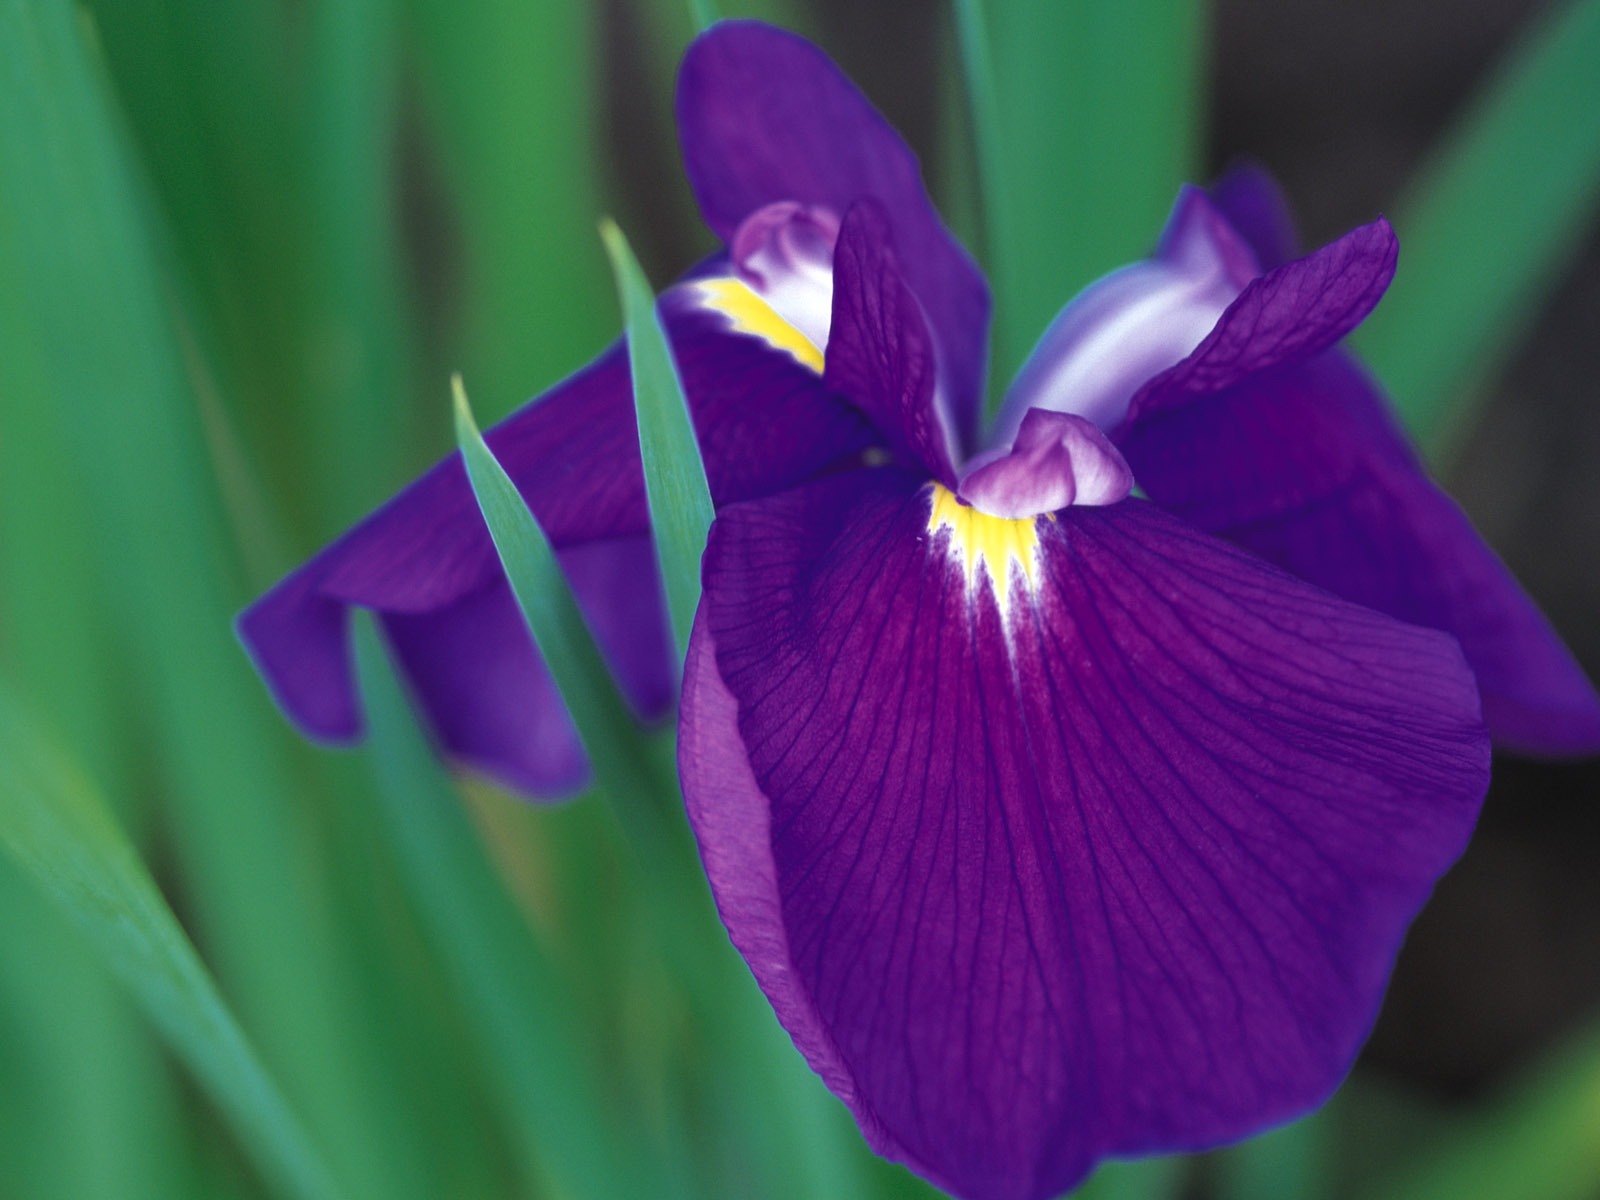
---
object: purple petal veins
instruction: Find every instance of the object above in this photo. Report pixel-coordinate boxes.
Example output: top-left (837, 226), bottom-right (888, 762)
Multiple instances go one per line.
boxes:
top-left (684, 467), bottom-right (1488, 1200)
top-left (1114, 169), bottom-right (1600, 755)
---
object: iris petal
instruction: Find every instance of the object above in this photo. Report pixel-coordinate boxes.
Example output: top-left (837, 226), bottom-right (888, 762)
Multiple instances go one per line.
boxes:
top-left (1118, 167), bottom-right (1600, 755)
top-left (1208, 161), bottom-right (1300, 271)
top-left (1125, 217), bottom-right (1397, 426)
top-left (241, 295), bottom-right (874, 794)
top-left (676, 20), bottom-right (991, 449)
top-left (683, 468), bottom-right (1487, 1200)
top-left (825, 200), bottom-right (958, 486)
top-left (1121, 352), bottom-right (1600, 755)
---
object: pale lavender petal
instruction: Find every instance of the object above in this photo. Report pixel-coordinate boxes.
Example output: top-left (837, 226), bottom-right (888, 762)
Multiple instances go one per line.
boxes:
top-left (994, 188), bottom-right (1252, 443)
top-left (727, 201), bottom-right (840, 354)
top-left (240, 294), bottom-right (875, 794)
top-left (825, 199), bottom-right (958, 486)
top-left (959, 409), bottom-right (1132, 518)
top-left (1121, 352), bottom-right (1600, 756)
top-left (683, 469), bottom-right (1487, 1200)
top-left (1126, 218), bottom-right (1399, 425)
top-left (677, 20), bottom-right (991, 448)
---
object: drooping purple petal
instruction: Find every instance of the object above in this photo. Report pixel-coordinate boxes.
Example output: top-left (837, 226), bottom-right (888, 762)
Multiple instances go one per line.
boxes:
top-left (1125, 218), bottom-right (1399, 426)
top-left (994, 189), bottom-right (1255, 443)
top-left (959, 409), bottom-right (1132, 518)
top-left (677, 20), bottom-right (991, 449)
top-left (240, 292), bottom-right (876, 794)
top-left (683, 468), bottom-right (1487, 1200)
top-left (378, 536), bottom-right (675, 796)
top-left (824, 200), bottom-right (957, 486)
top-left (1121, 351), bottom-right (1600, 755)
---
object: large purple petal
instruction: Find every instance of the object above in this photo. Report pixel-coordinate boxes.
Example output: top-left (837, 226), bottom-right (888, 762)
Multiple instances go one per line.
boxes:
top-left (683, 469), bottom-right (1487, 1200)
top-left (1125, 218), bottom-right (1398, 427)
top-left (240, 294), bottom-right (874, 794)
top-left (1121, 352), bottom-right (1600, 756)
top-left (824, 200), bottom-right (957, 486)
top-left (677, 20), bottom-right (990, 449)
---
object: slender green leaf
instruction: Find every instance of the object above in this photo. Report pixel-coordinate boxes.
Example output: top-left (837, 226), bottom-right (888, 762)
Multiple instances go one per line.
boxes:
top-left (1356, 0), bottom-right (1600, 458)
top-left (951, 0), bottom-right (1006, 281)
top-left (450, 378), bottom-right (670, 817)
top-left (0, 687), bottom-right (343, 1200)
top-left (353, 615), bottom-right (673, 1200)
top-left (452, 377), bottom-right (868, 1200)
top-left (0, 5), bottom-right (419, 1194)
top-left (956, 0), bottom-right (1206, 414)
top-left (1368, 1025), bottom-right (1600, 1200)
top-left (600, 218), bottom-right (716, 662)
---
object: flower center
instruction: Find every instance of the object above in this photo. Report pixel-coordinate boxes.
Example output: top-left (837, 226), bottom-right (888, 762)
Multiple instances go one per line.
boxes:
top-left (926, 483), bottom-right (1042, 614)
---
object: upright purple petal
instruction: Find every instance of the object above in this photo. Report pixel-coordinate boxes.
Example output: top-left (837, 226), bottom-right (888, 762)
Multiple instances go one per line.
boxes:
top-left (241, 295), bottom-right (876, 796)
top-left (683, 468), bottom-right (1487, 1200)
top-left (677, 20), bottom-right (990, 448)
top-left (824, 200), bottom-right (958, 486)
top-left (1209, 162), bottom-right (1300, 271)
top-left (1125, 218), bottom-right (1399, 426)
top-left (995, 189), bottom-right (1255, 442)
top-left (1121, 352), bottom-right (1600, 755)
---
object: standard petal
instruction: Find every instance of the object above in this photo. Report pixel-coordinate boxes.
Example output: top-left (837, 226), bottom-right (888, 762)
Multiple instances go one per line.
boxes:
top-left (1125, 218), bottom-right (1398, 426)
top-left (240, 294), bottom-right (873, 794)
top-left (1121, 352), bottom-right (1600, 755)
top-left (683, 469), bottom-right (1487, 1200)
top-left (993, 189), bottom-right (1253, 442)
top-left (1209, 162), bottom-right (1300, 271)
top-left (825, 200), bottom-right (958, 486)
top-left (677, 20), bottom-right (990, 447)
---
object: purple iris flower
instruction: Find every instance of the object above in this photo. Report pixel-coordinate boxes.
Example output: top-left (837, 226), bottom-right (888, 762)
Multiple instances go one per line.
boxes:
top-left (236, 19), bottom-right (1596, 1200)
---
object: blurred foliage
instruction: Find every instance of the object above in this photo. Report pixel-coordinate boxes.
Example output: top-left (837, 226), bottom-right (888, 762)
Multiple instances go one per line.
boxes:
top-left (1, 0), bottom-right (1597, 1197)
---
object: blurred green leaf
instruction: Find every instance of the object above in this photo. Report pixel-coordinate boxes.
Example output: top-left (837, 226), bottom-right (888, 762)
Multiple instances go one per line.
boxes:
top-left (688, 0), bottom-right (719, 32)
top-left (353, 615), bottom-right (676, 1200)
top-left (1075, 1156), bottom-right (1188, 1200)
top-left (300, 0), bottom-right (412, 523)
top-left (404, 0), bottom-right (613, 423)
top-left (1356, 0), bottom-right (1600, 458)
top-left (1367, 1025), bottom-right (1600, 1200)
top-left (600, 218), bottom-right (715, 663)
top-left (956, 0), bottom-right (1205, 412)
top-left (0, 3), bottom-right (424, 1193)
top-left (1214, 1113), bottom-right (1331, 1200)
top-left (0, 686), bottom-right (343, 1200)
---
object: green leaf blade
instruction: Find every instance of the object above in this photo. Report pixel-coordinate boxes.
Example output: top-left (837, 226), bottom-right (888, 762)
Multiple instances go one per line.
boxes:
top-left (955, 0), bottom-right (1206, 414)
top-left (1356, 0), bottom-right (1600, 457)
top-left (599, 218), bottom-right (716, 664)
top-left (0, 688), bottom-right (344, 1200)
